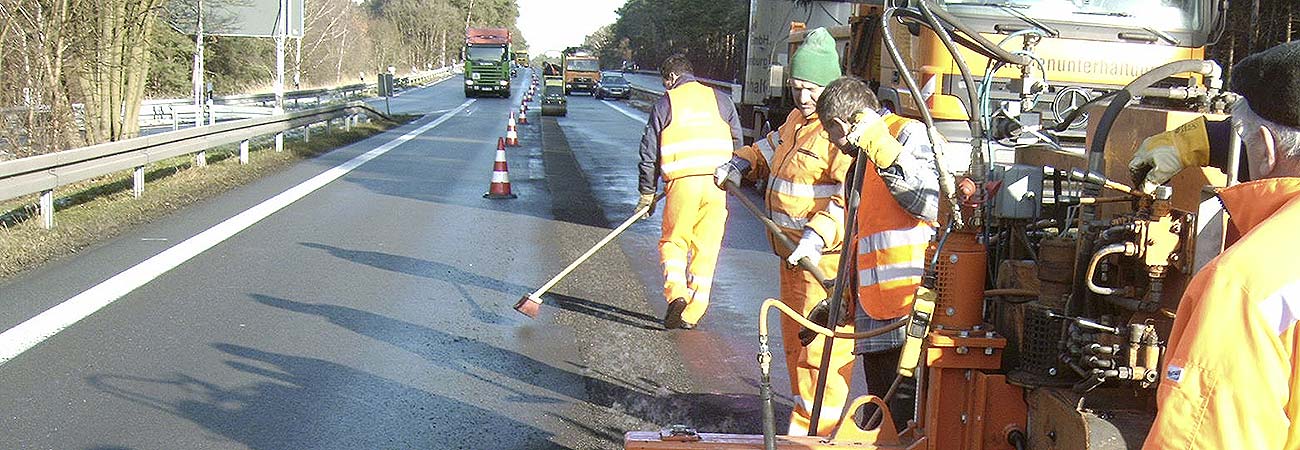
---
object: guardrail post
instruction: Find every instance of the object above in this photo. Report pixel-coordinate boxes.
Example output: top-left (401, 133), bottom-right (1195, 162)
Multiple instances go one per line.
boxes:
top-left (303, 124), bottom-right (311, 143)
top-left (171, 110), bottom-right (179, 131)
top-left (40, 190), bottom-right (54, 229)
top-left (240, 139), bottom-right (250, 164)
top-left (325, 118), bottom-right (332, 136)
top-left (133, 166), bottom-right (145, 198)
top-left (345, 115), bottom-right (352, 131)
top-left (275, 132), bottom-right (284, 152)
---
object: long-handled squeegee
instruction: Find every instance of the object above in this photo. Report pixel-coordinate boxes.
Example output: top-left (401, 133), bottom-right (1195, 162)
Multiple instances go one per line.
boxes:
top-left (514, 193), bottom-right (663, 318)
top-left (722, 181), bottom-right (832, 286)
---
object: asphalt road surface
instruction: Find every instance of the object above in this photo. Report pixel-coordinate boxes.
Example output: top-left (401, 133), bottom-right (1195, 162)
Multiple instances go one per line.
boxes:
top-left (0, 69), bottom-right (835, 449)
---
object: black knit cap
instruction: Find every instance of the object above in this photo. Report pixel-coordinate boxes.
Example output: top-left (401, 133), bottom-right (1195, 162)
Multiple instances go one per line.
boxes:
top-left (1231, 40), bottom-right (1300, 127)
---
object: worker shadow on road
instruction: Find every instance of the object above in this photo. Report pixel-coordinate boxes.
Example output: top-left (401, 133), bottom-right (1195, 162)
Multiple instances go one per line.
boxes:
top-left (546, 293), bottom-right (664, 331)
top-left (85, 344), bottom-right (556, 449)
top-left (301, 242), bottom-right (664, 331)
top-left (300, 241), bottom-right (530, 294)
top-left (252, 293), bottom-right (777, 440)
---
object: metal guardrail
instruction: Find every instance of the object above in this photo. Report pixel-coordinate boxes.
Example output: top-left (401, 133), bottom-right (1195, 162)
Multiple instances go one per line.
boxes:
top-left (138, 65), bottom-right (460, 129)
top-left (622, 72), bottom-right (758, 140)
top-left (0, 101), bottom-right (389, 229)
top-left (623, 70), bottom-right (739, 96)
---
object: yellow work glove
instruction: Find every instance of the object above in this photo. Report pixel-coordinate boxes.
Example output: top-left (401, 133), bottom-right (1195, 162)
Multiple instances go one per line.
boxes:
top-left (848, 109), bottom-right (904, 169)
top-left (1128, 116), bottom-right (1211, 194)
top-left (635, 193), bottom-right (657, 220)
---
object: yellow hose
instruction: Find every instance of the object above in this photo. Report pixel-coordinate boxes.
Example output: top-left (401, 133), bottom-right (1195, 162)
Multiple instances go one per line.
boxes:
top-left (757, 298), bottom-right (907, 341)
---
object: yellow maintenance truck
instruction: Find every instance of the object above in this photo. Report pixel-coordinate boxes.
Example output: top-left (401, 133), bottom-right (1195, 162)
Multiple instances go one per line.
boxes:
top-left (772, 0), bottom-right (1221, 160)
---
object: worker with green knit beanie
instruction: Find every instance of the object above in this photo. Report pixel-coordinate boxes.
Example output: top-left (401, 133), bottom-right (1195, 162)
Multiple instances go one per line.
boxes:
top-left (713, 27), bottom-right (857, 436)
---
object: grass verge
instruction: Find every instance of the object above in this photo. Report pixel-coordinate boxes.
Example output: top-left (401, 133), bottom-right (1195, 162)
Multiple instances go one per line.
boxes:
top-left (0, 114), bottom-right (419, 280)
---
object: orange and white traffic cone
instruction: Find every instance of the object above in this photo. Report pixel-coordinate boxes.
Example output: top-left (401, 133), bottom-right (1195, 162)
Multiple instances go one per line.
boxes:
top-left (506, 122), bottom-right (519, 147)
top-left (508, 111), bottom-right (517, 128)
top-left (519, 104), bottom-right (528, 124)
top-left (485, 138), bottom-right (517, 199)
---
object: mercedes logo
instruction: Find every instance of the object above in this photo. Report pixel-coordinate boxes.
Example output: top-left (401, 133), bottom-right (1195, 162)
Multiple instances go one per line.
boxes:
top-left (1052, 86), bottom-right (1092, 130)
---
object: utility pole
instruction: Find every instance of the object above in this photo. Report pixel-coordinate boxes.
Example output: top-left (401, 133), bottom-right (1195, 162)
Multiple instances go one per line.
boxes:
top-left (193, 0), bottom-right (204, 126)
top-left (294, 34), bottom-right (303, 91)
top-left (274, 0), bottom-right (288, 114)
top-left (465, 0), bottom-right (475, 29)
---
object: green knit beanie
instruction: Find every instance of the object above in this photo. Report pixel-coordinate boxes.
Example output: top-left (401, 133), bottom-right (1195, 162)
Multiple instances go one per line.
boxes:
top-left (791, 28), bottom-right (841, 87)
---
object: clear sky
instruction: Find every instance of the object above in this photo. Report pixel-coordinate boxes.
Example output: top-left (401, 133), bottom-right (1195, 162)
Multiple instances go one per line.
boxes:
top-left (517, 0), bottom-right (624, 56)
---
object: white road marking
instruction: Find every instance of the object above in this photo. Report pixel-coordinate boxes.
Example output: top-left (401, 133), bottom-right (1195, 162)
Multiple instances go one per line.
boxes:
top-left (0, 99), bottom-right (476, 366)
top-left (603, 101), bottom-right (648, 123)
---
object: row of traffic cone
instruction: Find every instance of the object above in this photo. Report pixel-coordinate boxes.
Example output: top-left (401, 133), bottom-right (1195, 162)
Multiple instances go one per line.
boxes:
top-left (486, 88), bottom-right (537, 199)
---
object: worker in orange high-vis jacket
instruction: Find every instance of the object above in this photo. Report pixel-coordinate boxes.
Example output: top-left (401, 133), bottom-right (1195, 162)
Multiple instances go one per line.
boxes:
top-left (637, 54), bottom-right (743, 330)
top-left (817, 76), bottom-right (940, 432)
top-left (713, 28), bottom-right (853, 436)
top-left (1132, 41), bottom-right (1300, 450)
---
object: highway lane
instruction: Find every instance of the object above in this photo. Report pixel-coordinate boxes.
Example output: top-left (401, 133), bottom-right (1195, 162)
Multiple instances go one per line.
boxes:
top-left (0, 69), bottom-right (614, 449)
top-left (0, 69), bottom-right (843, 449)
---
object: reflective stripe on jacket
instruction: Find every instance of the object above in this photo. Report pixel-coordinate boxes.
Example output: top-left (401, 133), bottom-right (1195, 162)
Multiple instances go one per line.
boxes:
top-left (854, 114), bottom-right (937, 320)
top-left (735, 108), bottom-right (852, 256)
top-left (658, 82), bottom-right (734, 181)
top-left (1144, 177), bottom-right (1300, 450)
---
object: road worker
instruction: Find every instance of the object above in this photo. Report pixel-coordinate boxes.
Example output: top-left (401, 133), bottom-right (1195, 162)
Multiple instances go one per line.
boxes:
top-left (1136, 41), bottom-right (1300, 449)
top-left (816, 76), bottom-right (940, 431)
top-left (637, 54), bottom-right (743, 330)
top-left (712, 28), bottom-right (855, 435)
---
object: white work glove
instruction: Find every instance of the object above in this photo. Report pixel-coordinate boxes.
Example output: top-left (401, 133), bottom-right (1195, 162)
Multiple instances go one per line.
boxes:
top-left (1128, 145), bottom-right (1186, 194)
top-left (713, 156), bottom-right (751, 189)
top-left (1127, 117), bottom-right (1210, 194)
top-left (786, 229), bottom-right (825, 267)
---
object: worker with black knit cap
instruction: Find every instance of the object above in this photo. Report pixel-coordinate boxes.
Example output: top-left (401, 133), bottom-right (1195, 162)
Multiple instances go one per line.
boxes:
top-left (1138, 40), bottom-right (1300, 449)
top-left (713, 27), bottom-right (856, 436)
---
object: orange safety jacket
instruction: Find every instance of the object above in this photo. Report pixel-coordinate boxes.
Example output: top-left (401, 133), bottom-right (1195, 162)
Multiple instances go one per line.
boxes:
top-left (735, 109), bottom-right (853, 256)
top-left (853, 114), bottom-right (938, 320)
top-left (1143, 177), bottom-right (1300, 450)
top-left (658, 82), bottom-right (734, 181)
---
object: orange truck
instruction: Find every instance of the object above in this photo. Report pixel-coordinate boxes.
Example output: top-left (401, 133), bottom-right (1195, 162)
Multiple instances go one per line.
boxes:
top-left (562, 51), bottom-right (600, 95)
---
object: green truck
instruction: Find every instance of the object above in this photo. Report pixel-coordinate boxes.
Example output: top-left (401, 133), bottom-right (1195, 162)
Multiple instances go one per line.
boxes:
top-left (463, 27), bottom-right (512, 98)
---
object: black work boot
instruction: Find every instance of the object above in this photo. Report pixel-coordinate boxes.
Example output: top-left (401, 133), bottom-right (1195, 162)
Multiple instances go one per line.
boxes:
top-left (664, 298), bottom-right (687, 330)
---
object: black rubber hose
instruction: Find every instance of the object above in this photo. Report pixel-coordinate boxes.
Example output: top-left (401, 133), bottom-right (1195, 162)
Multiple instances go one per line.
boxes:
top-left (881, 6), bottom-right (935, 129)
top-left (1087, 59), bottom-right (1219, 172)
top-left (761, 371), bottom-right (776, 450)
top-left (1047, 90), bottom-right (1118, 133)
top-left (923, 3), bottom-right (1034, 66)
top-left (891, 8), bottom-right (1003, 62)
top-left (917, 1), bottom-right (985, 146)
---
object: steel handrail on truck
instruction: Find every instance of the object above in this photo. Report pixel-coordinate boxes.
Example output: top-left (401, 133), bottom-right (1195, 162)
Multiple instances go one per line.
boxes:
top-left (0, 101), bottom-right (390, 229)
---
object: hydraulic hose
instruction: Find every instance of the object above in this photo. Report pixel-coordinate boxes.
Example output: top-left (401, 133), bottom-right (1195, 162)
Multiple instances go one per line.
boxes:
top-left (881, 6), bottom-right (962, 227)
top-left (1087, 59), bottom-right (1221, 173)
top-left (917, 1), bottom-right (984, 151)
top-left (891, 8), bottom-right (1003, 62)
top-left (922, 3), bottom-right (1034, 67)
top-left (757, 298), bottom-right (908, 447)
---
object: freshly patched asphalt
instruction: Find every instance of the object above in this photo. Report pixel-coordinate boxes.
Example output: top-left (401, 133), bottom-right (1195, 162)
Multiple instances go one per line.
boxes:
top-left (0, 69), bottom-right (814, 449)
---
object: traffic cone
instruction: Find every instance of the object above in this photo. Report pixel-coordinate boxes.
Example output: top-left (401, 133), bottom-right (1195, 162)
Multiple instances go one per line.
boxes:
top-left (485, 138), bottom-right (517, 199)
top-left (506, 122), bottom-right (519, 146)
top-left (519, 104), bottom-right (528, 124)
top-left (508, 111), bottom-right (516, 128)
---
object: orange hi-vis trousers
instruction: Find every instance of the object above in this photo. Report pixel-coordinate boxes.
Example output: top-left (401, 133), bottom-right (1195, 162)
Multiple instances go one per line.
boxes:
top-left (779, 253), bottom-right (856, 436)
top-left (659, 175), bottom-right (728, 325)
